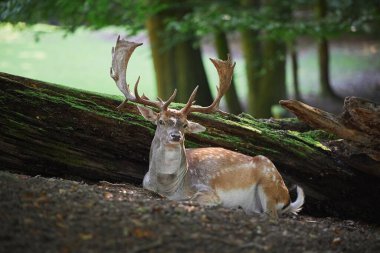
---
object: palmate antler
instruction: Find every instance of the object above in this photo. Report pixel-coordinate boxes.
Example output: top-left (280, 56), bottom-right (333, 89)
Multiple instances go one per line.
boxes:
top-left (180, 56), bottom-right (236, 115)
top-left (110, 36), bottom-right (177, 110)
top-left (110, 36), bottom-right (235, 114)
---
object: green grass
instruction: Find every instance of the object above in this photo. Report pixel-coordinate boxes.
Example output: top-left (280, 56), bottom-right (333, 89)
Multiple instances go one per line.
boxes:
top-left (1, 23), bottom-right (379, 101)
top-left (0, 24), bottom-right (156, 98)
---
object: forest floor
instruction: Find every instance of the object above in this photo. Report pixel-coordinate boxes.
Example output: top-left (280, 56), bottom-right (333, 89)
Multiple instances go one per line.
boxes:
top-left (1, 171), bottom-right (379, 253)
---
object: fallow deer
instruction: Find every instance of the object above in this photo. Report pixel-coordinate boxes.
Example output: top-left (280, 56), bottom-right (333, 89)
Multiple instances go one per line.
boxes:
top-left (110, 36), bottom-right (304, 219)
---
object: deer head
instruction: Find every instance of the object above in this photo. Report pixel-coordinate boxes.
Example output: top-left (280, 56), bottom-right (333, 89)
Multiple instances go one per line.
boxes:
top-left (110, 36), bottom-right (236, 145)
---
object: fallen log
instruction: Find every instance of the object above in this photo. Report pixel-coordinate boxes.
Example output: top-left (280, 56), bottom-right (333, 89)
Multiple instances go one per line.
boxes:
top-left (1, 72), bottom-right (379, 223)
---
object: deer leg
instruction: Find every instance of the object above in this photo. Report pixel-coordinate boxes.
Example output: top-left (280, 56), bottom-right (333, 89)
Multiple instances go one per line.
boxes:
top-left (257, 185), bottom-right (279, 220)
top-left (260, 184), bottom-right (280, 221)
top-left (190, 185), bottom-right (222, 207)
top-left (265, 201), bottom-right (279, 221)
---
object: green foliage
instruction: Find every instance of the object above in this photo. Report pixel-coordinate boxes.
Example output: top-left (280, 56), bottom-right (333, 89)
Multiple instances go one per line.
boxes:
top-left (164, 0), bottom-right (380, 41)
top-left (2, 0), bottom-right (380, 40)
top-left (0, 0), bottom-right (162, 34)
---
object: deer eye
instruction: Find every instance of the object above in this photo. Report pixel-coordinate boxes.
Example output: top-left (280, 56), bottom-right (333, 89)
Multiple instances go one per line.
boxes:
top-left (159, 120), bottom-right (164, 125)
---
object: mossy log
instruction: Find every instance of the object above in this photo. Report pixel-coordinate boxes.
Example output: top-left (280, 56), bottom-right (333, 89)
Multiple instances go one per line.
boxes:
top-left (1, 72), bottom-right (379, 223)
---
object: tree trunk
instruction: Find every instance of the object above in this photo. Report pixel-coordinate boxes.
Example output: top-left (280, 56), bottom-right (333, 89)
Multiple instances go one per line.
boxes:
top-left (290, 40), bottom-right (301, 100)
top-left (145, 3), bottom-right (213, 105)
top-left (256, 40), bottom-right (287, 118)
top-left (318, 38), bottom-right (338, 98)
top-left (241, 0), bottom-right (288, 118)
top-left (214, 32), bottom-right (243, 114)
top-left (316, 0), bottom-right (339, 99)
top-left (1, 72), bottom-right (380, 223)
top-left (146, 15), bottom-right (177, 99)
top-left (174, 40), bottom-right (213, 105)
top-left (240, 0), bottom-right (262, 116)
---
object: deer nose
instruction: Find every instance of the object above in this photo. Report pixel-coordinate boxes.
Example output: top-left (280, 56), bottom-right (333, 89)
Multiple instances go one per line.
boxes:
top-left (170, 133), bottom-right (181, 142)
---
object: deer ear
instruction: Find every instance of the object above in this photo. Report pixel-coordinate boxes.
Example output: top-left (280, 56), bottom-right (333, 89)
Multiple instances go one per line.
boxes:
top-left (187, 121), bottom-right (206, 133)
top-left (137, 106), bottom-right (158, 124)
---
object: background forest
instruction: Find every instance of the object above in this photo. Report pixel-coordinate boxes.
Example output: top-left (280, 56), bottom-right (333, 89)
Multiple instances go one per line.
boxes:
top-left (1, 0), bottom-right (380, 117)
top-left (1, 1), bottom-right (380, 252)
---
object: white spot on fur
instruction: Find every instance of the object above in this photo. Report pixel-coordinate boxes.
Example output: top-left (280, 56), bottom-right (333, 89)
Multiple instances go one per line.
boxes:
top-left (264, 167), bottom-right (271, 174)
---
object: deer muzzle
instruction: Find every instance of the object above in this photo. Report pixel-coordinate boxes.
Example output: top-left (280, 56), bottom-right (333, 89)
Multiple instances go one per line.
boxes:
top-left (170, 133), bottom-right (182, 142)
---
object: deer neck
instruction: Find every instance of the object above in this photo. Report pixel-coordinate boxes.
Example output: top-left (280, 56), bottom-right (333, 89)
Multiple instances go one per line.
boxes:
top-left (147, 135), bottom-right (188, 198)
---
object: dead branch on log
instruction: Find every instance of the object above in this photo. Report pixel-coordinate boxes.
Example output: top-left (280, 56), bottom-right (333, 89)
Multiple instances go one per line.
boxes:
top-left (280, 97), bottom-right (380, 176)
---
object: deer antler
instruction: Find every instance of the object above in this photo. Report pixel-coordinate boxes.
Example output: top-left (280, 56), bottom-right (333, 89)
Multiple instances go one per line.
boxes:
top-left (110, 36), bottom-right (177, 110)
top-left (180, 55), bottom-right (236, 115)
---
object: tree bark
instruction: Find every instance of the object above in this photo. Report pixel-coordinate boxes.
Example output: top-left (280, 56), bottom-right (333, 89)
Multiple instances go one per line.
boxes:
top-left (214, 32), bottom-right (243, 114)
top-left (1, 72), bottom-right (380, 223)
top-left (241, 0), bottom-right (288, 118)
top-left (290, 40), bottom-right (301, 100)
top-left (145, 2), bottom-right (213, 105)
top-left (316, 0), bottom-right (339, 99)
top-left (257, 40), bottom-right (287, 118)
top-left (174, 40), bottom-right (213, 105)
top-left (146, 15), bottom-right (177, 99)
top-left (240, 0), bottom-right (262, 116)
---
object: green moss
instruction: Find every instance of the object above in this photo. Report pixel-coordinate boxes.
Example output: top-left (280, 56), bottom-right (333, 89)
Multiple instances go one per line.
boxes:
top-left (287, 130), bottom-right (331, 151)
top-left (184, 109), bottom-right (324, 159)
top-left (14, 88), bottom-right (155, 133)
top-left (232, 114), bottom-right (331, 158)
top-left (198, 131), bottom-right (244, 145)
top-left (302, 130), bottom-right (337, 142)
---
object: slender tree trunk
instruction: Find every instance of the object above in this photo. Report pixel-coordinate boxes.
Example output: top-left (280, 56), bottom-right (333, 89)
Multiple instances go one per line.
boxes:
top-left (290, 40), bottom-right (301, 100)
top-left (257, 40), bottom-right (287, 118)
top-left (174, 41), bottom-right (213, 105)
top-left (146, 16), bottom-right (177, 99)
top-left (274, 42), bottom-right (287, 101)
top-left (240, 0), bottom-right (262, 115)
top-left (241, 29), bottom-right (261, 115)
top-left (318, 38), bottom-right (337, 97)
top-left (214, 32), bottom-right (243, 114)
top-left (248, 0), bottom-right (288, 118)
top-left (316, 0), bottom-right (338, 98)
top-left (241, 0), bottom-right (287, 118)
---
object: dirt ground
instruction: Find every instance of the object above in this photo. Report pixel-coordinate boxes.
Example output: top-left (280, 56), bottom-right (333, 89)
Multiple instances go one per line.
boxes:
top-left (1, 171), bottom-right (379, 253)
